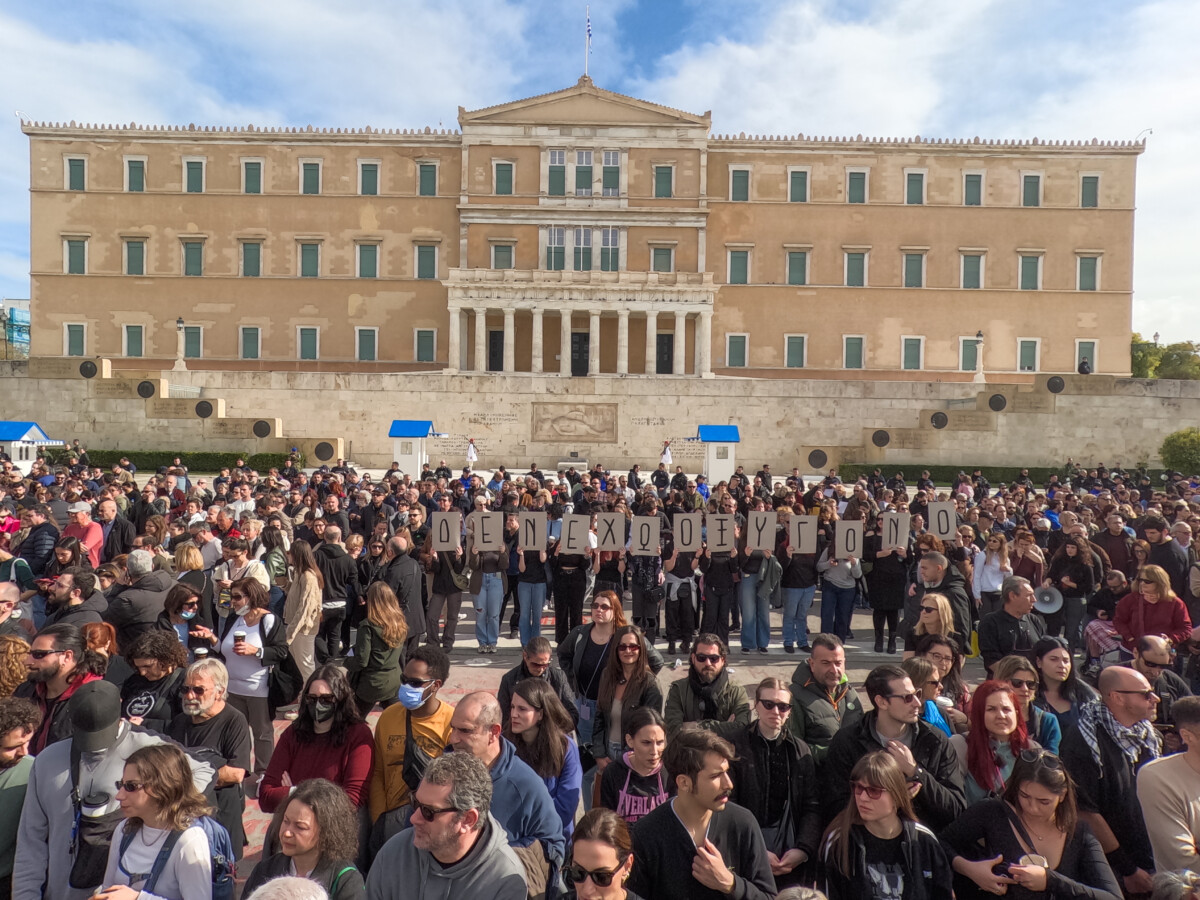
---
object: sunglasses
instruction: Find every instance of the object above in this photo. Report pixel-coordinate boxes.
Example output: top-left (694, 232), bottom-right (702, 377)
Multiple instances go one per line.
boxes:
top-left (1010, 678), bottom-right (1038, 690)
top-left (693, 653), bottom-right (722, 664)
top-left (591, 603), bottom-right (613, 611)
top-left (1138, 578), bottom-right (1156, 585)
top-left (1113, 688), bottom-right (1158, 700)
top-left (414, 802), bottom-right (460, 821)
top-left (1019, 748), bottom-right (1063, 769)
top-left (618, 643), bottom-right (641, 653)
top-left (564, 861), bottom-right (628, 888)
top-left (852, 782), bottom-right (887, 800)
top-left (115, 780), bottom-right (145, 793)
top-left (919, 605), bottom-right (938, 614)
top-left (885, 692), bottom-right (920, 704)
top-left (28, 649), bottom-right (65, 660)
top-left (758, 699), bottom-right (792, 713)
top-left (179, 685), bottom-right (208, 696)
top-left (306, 693), bottom-right (336, 703)
top-left (401, 676), bottom-right (434, 688)
top-left (230, 593), bottom-right (246, 600)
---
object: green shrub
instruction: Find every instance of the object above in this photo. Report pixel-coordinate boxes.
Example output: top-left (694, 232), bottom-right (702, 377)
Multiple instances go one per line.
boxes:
top-left (837, 463), bottom-right (1160, 487)
top-left (1160, 429), bottom-right (1200, 474)
top-left (43, 449), bottom-right (303, 473)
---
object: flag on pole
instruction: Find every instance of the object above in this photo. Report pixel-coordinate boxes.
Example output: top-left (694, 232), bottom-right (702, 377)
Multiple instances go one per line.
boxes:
top-left (585, 5), bottom-right (592, 76)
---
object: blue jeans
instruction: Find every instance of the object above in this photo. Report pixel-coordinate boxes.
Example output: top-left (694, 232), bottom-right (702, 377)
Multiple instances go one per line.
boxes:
top-left (738, 572), bottom-right (771, 650)
top-left (474, 572), bottom-right (504, 646)
top-left (31, 593), bottom-right (47, 630)
top-left (820, 583), bottom-right (857, 640)
top-left (781, 586), bottom-right (816, 647)
top-left (517, 581), bottom-right (546, 646)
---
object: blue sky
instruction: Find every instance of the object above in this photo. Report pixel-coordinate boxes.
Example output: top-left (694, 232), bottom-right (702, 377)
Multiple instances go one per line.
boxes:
top-left (2, 0), bottom-right (1197, 340)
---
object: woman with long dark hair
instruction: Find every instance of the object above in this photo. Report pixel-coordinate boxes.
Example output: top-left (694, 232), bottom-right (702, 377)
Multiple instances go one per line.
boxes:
top-left (598, 706), bottom-right (668, 826)
top-left (505, 676), bottom-right (582, 838)
top-left (565, 807), bottom-right (645, 900)
top-left (45, 535), bottom-right (88, 577)
top-left (592, 624), bottom-right (664, 772)
top-left (155, 582), bottom-right (207, 661)
top-left (914, 632), bottom-right (971, 715)
top-left (1043, 536), bottom-right (1095, 651)
top-left (344, 581), bottom-right (407, 717)
top-left (1033, 636), bottom-right (1097, 734)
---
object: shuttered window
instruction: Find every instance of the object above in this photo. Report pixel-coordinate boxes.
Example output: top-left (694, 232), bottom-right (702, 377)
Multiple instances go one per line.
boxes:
top-left (654, 166), bottom-right (673, 198)
top-left (67, 158), bottom-right (86, 191)
top-left (241, 327), bottom-right (260, 360)
top-left (243, 161), bottom-right (262, 194)
top-left (728, 250), bottom-right (748, 284)
top-left (846, 252), bottom-right (866, 287)
top-left (844, 337), bottom-right (864, 369)
top-left (548, 150), bottom-right (566, 196)
top-left (787, 251), bottom-right (807, 286)
top-left (730, 169), bottom-right (749, 201)
top-left (726, 335), bottom-right (747, 368)
top-left (358, 244), bottom-right (377, 279)
top-left (902, 338), bottom-right (922, 370)
top-left (1020, 256), bottom-right (1040, 290)
top-left (906, 172), bottom-right (924, 205)
top-left (124, 325), bottom-right (143, 358)
top-left (961, 339), bottom-right (978, 372)
top-left (415, 329), bottom-right (435, 362)
top-left (302, 163), bottom-right (320, 195)
top-left (125, 240), bottom-right (144, 276)
top-left (575, 151), bottom-right (593, 196)
top-left (360, 163), bottom-right (378, 196)
top-left (1078, 256), bottom-right (1098, 291)
top-left (789, 170), bottom-right (808, 202)
top-left (186, 161), bottom-right (204, 193)
top-left (786, 336), bottom-right (805, 368)
top-left (962, 254), bottom-right (982, 289)
top-left (652, 248), bottom-right (672, 273)
top-left (1081, 176), bottom-right (1099, 209)
top-left (1022, 175), bottom-right (1040, 207)
top-left (67, 240), bottom-right (86, 274)
top-left (300, 243), bottom-right (319, 277)
top-left (602, 151), bottom-right (619, 196)
top-left (127, 160), bottom-right (144, 192)
top-left (545, 227), bottom-right (565, 271)
top-left (492, 245), bottom-right (513, 269)
top-left (416, 245), bottom-right (437, 279)
top-left (847, 171), bottom-right (866, 203)
top-left (298, 327), bottom-right (318, 360)
top-left (184, 327), bottom-right (202, 359)
top-left (357, 329), bottom-right (377, 361)
top-left (66, 324), bottom-right (85, 357)
top-left (964, 173), bottom-right (982, 206)
top-left (574, 228), bottom-right (592, 272)
top-left (494, 163), bottom-right (513, 195)
top-left (418, 164), bottom-right (436, 196)
top-left (904, 254), bottom-right (924, 288)
top-left (1019, 340), bottom-right (1038, 371)
top-left (600, 228), bottom-right (619, 271)
top-left (242, 242), bottom-right (261, 277)
top-left (183, 242), bottom-right (203, 277)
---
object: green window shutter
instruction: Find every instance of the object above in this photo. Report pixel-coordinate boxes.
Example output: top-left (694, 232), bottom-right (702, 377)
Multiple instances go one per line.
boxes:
top-left (964, 173), bottom-right (982, 206)
top-left (416, 245), bottom-right (436, 279)
top-left (787, 252), bottom-right (807, 286)
top-left (961, 339), bottom-right (978, 372)
top-left (731, 169), bottom-right (749, 201)
top-left (574, 246), bottom-right (592, 271)
top-left (67, 240), bottom-right (86, 274)
top-left (186, 161), bottom-right (203, 193)
top-left (358, 329), bottom-right (377, 362)
top-left (654, 166), bottom-right (673, 198)
top-left (1077, 341), bottom-right (1095, 369)
top-left (495, 163), bottom-right (513, 196)
top-left (903, 338), bottom-right (922, 370)
top-left (728, 251), bottom-right (748, 284)
top-left (301, 244), bottom-right (319, 277)
top-left (68, 159), bottom-right (85, 190)
top-left (125, 326), bottom-right (143, 358)
top-left (183, 326), bottom-right (201, 358)
top-left (242, 328), bottom-right (260, 359)
top-left (359, 245), bottom-right (377, 278)
top-left (416, 330), bottom-right (435, 362)
top-left (1081, 176), bottom-right (1099, 209)
top-left (846, 253), bottom-right (865, 287)
top-left (360, 163), bottom-right (378, 196)
top-left (845, 337), bottom-right (864, 369)
top-left (1019, 341), bottom-right (1038, 371)
top-left (244, 162), bottom-right (261, 194)
top-left (962, 254), bottom-right (982, 289)
top-left (727, 335), bottom-right (747, 367)
top-left (652, 248), bottom-right (672, 272)
top-left (789, 170), bottom-right (808, 202)
top-left (548, 165), bottom-right (565, 196)
top-left (848, 172), bottom-right (866, 203)
top-left (1022, 175), bottom-right (1040, 207)
top-left (1020, 256), bottom-right (1040, 290)
top-left (302, 163), bottom-right (320, 195)
top-left (1078, 256), bottom-right (1098, 291)
top-left (903, 254), bottom-right (923, 288)
top-left (184, 242), bottom-right (203, 276)
top-left (602, 165), bottom-right (619, 194)
top-left (575, 165), bottom-right (593, 195)
top-left (242, 242), bottom-right (261, 277)
top-left (418, 164), bottom-right (436, 196)
top-left (127, 160), bottom-right (144, 192)
top-left (299, 328), bottom-right (318, 360)
top-left (493, 245), bottom-right (513, 269)
top-left (906, 173), bottom-right (924, 205)
top-left (600, 247), bottom-right (619, 271)
top-left (546, 246), bottom-right (564, 271)
top-left (66, 324), bottom-right (85, 357)
top-left (126, 241), bottom-right (144, 276)
top-left (786, 336), bottom-right (805, 368)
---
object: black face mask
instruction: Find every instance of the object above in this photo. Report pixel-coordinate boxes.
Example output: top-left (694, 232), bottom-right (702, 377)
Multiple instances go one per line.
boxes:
top-left (306, 697), bottom-right (336, 722)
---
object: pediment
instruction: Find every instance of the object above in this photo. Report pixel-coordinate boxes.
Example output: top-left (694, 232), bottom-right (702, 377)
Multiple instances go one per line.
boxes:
top-left (459, 77), bottom-right (710, 129)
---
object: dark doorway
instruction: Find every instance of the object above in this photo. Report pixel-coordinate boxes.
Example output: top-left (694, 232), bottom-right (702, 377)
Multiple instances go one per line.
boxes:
top-left (571, 332), bottom-right (590, 376)
top-left (656, 333), bottom-right (674, 374)
top-left (488, 330), bottom-right (504, 371)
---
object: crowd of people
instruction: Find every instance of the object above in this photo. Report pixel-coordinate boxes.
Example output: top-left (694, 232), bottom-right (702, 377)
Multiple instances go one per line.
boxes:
top-left (0, 445), bottom-right (1199, 899)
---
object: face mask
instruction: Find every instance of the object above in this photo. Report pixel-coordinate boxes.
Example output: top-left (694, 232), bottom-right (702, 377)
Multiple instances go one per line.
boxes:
top-left (397, 683), bottom-right (429, 710)
top-left (235, 605), bottom-right (251, 617)
top-left (180, 610), bottom-right (197, 621)
top-left (307, 699), bottom-right (336, 722)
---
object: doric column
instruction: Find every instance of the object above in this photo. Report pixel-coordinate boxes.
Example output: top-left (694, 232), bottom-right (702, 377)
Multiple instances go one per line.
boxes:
top-left (502, 308), bottom-right (516, 373)
top-left (673, 310), bottom-right (687, 375)
top-left (447, 307), bottom-right (461, 373)
top-left (560, 310), bottom-right (572, 376)
top-left (616, 310), bottom-right (630, 375)
top-left (588, 310), bottom-right (601, 375)
top-left (474, 308), bottom-right (487, 372)
top-left (698, 310), bottom-right (713, 378)
top-left (644, 310), bottom-right (658, 375)
top-left (531, 309), bottom-right (544, 374)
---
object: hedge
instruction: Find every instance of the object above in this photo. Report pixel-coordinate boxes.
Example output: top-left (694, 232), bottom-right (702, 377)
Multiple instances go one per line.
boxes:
top-left (836, 463), bottom-right (1163, 486)
top-left (43, 449), bottom-right (304, 473)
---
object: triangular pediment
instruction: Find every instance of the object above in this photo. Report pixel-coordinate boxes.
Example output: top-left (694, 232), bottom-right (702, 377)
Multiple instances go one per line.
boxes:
top-left (459, 77), bottom-right (710, 129)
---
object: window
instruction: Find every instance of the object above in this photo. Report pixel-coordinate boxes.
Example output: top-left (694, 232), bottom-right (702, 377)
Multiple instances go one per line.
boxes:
top-left (301, 161), bottom-right (321, 195)
top-left (241, 242), bottom-right (261, 277)
top-left (1022, 174), bottom-right (1041, 207)
top-left (728, 250), bottom-right (749, 284)
top-left (730, 168), bottom-right (750, 201)
top-left (126, 158), bottom-right (145, 192)
top-left (785, 335), bottom-right (806, 368)
top-left (1018, 339), bottom-right (1039, 372)
top-left (902, 337), bottom-right (924, 370)
top-left (298, 327), bottom-right (319, 360)
top-left (548, 149), bottom-right (566, 196)
top-left (960, 336), bottom-right (979, 372)
top-left (66, 157), bottom-right (86, 191)
top-left (1081, 175), bottom-right (1099, 209)
top-left (240, 327), bottom-right (260, 360)
top-left (64, 323), bottom-right (85, 357)
top-left (357, 328), bottom-right (377, 362)
top-left (358, 244), bottom-right (378, 278)
top-left (788, 168), bottom-right (809, 202)
top-left (600, 228), bottom-right (619, 271)
top-left (1078, 255), bottom-right (1099, 291)
top-left (183, 326), bottom-right (202, 359)
top-left (961, 253), bottom-right (983, 289)
top-left (124, 325), bottom-right (144, 358)
top-left (1076, 340), bottom-right (1097, 371)
top-left (903, 253), bottom-right (925, 288)
top-left (416, 245), bottom-right (437, 279)
top-left (300, 243), bottom-right (320, 277)
top-left (415, 329), bottom-right (436, 362)
top-left (545, 228), bottom-right (565, 271)
top-left (787, 251), bottom-right (808, 286)
top-left (964, 172), bottom-right (983, 206)
top-left (602, 150), bottom-right (619, 197)
top-left (575, 150), bottom-right (593, 196)
top-left (574, 228), bottom-right (592, 271)
top-left (243, 160), bottom-right (262, 194)
top-left (359, 162), bottom-right (379, 196)
top-left (418, 163), bottom-right (437, 197)
top-left (845, 251), bottom-right (867, 287)
top-left (847, 169), bottom-right (868, 203)
top-left (726, 334), bottom-right (748, 368)
top-left (905, 171), bottom-right (925, 205)
top-left (184, 158), bottom-right (204, 193)
top-left (65, 239), bottom-right (87, 274)
top-left (654, 166), bottom-right (673, 198)
top-left (494, 162), bottom-right (513, 196)
top-left (1019, 255), bottom-right (1041, 290)
top-left (183, 241), bottom-right (203, 277)
top-left (844, 336), bottom-right (864, 369)
top-left (125, 240), bottom-right (145, 276)
top-left (492, 244), bottom-right (514, 269)
top-left (651, 247), bottom-right (673, 273)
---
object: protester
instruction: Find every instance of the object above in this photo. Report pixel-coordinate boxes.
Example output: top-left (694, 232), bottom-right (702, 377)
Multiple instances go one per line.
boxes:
top-left (953, 680), bottom-right (1035, 804)
top-left (42, 565), bottom-right (108, 628)
top-left (598, 706), bottom-right (669, 826)
top-left (663, 635), bottom-right (750, 736)
top-left (592, 625), bottom-right (663, 772)
top-left (15, 622), bottom-right (105, 754)
top-left (902, 591), bottom-right (956, 656)
top-left (154, 582), bottom-right (207, 660)
top-left (816, 543), bottom-right (861, 643)
top-left (1130, 634), bottom-right (1192, 731)
top-left (314, 526), bottom-right (360, 661)
top-left (977, 576), bottom-right (1046, 677)
top-left (1137, 695), bottom-right (1200, 874)
top-left (1043, 536), bottom-right (1097, 651)
top-left (786, 634), bottom-right (863, 765)
top-left (103, 548), bottom-right (175, 650)
top-left (1113, 563), bottom-right (1192, 649)
top-left (467, 522), bottom-right (509, 654)
top-left (901, 656), bottom-right (955, 736)
top-left (119, 629), bottom-right (188, 734)
top-left (0, 697), bottom-right (39, 897)
top-left (505, 677), bottom-right (582, 838)
top-left (1032, 636), bottom-right (1097, 734)
top-left (344, 581), bottom-right (407, 717)
top-left (1144, 515), bottom-right (1190, 599)
top-left (864, 518), bottom-right (907, 655)
top-left (284, 539), bottom-right (324, 683)
top-left (564, 808), bottom-right (642, 900)
top-left (915, 633), bottom-right (972, 715)
top-left (973, 532), bottom-right (1013, 618)
top-left (497, 636), bottom-right (578, 728)
top-left (993, 654), bottom-right (1063, 753)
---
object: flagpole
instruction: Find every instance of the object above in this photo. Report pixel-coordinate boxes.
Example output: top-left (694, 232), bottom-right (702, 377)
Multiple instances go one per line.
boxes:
top-left (585, 5), bottom-right (590, 77)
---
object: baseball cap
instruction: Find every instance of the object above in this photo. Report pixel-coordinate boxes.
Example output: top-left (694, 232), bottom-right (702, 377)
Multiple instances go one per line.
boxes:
top-left (69, 681), bottom-right (122, 752)
top-left (67, 502), bottom-right (92, 514)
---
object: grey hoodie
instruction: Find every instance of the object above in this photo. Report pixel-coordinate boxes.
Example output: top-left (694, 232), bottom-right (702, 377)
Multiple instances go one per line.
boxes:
top-left (366, 812), bottom-right (527, 900)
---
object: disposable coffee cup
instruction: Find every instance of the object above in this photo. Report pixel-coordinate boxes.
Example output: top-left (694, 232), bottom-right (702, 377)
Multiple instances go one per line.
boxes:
top-left (234, 631), bottom-right (246, 643)
top-left (194, 647), bottom-right (209, 659)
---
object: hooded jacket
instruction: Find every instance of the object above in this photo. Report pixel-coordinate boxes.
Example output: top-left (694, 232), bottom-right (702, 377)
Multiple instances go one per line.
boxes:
top-left (43, 591), bottom-right (109, 629)
top-left (497, 660), bottom-right (578, 729)
top-left (487, 737), bottom-right (566, 867)
top-left (314, 541), bottom-right (359, 610)
top-left (380, 551), bottom-right (425, 638)
top-left (821, 819), bottom-right (952, 900)
top-left (15, 670), bottom-right (102, 755)
top-left (103, 568), bottom-right (175, 649)
top-left (786, 659), bottom-right (864, 767)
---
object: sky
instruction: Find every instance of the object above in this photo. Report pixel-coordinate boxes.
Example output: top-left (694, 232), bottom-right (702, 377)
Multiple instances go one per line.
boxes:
top-left (1, 0), bottom-right (1196, 341)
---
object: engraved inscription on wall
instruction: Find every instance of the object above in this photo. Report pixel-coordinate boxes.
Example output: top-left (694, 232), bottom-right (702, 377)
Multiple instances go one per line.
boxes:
top-left (531, 403), bottom-right (619, 443)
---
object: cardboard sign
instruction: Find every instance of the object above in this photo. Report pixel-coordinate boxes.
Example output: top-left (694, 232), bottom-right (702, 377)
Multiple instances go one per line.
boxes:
top-left (880, 512), bottom-right (911, 552)
top-left (927, 501), bottom-right (957, 541)
top-left (469, 511), bottom-right (504, 552)
top-left (673, 513), bottom-right (703, 552)
top-left (630, 515), bottom-right (661, 557)
top-left (746, 511), bottom-right (777, 552)
top-left (431, 511), bottom-right (462, 551)
top-left (835, 520), bottom-right (864, 560)
top-left (594, 512), bottom-right (625, 552)
top-left (707, 514), bottom-right (737, 553)
top-left (789, 515), bottom-right (819, 555)
top-left (519, 511), bottom-right (547, 550)
top-left (560, 514), bottom-right (592, 553)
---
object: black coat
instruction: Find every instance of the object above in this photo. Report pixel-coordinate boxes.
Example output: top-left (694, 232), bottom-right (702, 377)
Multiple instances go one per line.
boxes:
top-left (100, 516), bottom-right (135, 564)
top-left (17, 520), bottom-right (59, 576)
top-left (380, 552), bottom-right (425, 638)
top-left (104, 569), bottom-right (175, 650)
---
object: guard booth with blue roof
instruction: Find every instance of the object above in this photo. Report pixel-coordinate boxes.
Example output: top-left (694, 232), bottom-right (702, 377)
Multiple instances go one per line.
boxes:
top-left (688, 425), bottom-right (740, 485)
top-left (388, 420), bottom-right (441, 476)
top-left (0, 422), bottom-right (64, 475)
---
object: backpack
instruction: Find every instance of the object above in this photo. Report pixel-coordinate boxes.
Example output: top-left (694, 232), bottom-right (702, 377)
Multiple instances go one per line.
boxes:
top-left (119, 815), bottom-right (236, 900)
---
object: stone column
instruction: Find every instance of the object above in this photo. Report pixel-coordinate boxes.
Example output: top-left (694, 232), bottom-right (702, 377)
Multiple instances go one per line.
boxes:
top-left (447, 307), bottom-right (461, 373)
top-left (616, 310), bottom-right (630, 375)
top-left (698, 310), bottom-right (713, 378)
top-left (560, 309), bottom-right (572, 376)
top-left (502, 308), bottom-right (516, 373)
top-left (644, 310), bottom-right (658, 375)
top-left (588, 310), bottom-right (601, 375)
top-left (673, 310), bottom-right (687, 375)
top-left (474, 308), bottom-right (487, 372)
top-left (531, 309), bottom-right (544, 374)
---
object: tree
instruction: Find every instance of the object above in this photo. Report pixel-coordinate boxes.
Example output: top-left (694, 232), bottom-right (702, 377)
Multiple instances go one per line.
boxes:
top-left (1160, 428), bottom-right (1200, 474)
top-left (1130, 333), bottom-right (1161, 378)
top-left (1131, 333), bottom-right (1200, 379)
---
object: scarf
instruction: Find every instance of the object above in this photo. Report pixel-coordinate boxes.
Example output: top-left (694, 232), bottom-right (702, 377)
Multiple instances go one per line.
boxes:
top-left (1076, 699), bottom-right (1161, 771)
top-left (688, 665), bottom-right (729, 719)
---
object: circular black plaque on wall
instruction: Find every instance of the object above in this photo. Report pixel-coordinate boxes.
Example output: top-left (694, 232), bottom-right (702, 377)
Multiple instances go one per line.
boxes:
top-left (136, 380), bottom-right (156, 398)
top-left (79, 361), bottom-right (98, 378)
top-left (988, 394), bottom-right (1008, 412)
top-left (314, 441), bottom-right (335, 462)
top-left (195, 401), bottom-right (213, 418)
top-left (1047, 376), bottom-right (1066, 394)
top-left (252, 420), bottom-right (272, 438)
top-left (930, 412), bottom-right (949, 429)
top-left (872, 430), bottom-right (891, 448)
top-left (807, 449), bottom-right (828, 469)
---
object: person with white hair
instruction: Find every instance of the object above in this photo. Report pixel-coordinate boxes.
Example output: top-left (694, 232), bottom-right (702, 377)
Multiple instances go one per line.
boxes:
top-left (246, 876), bottom-right (330, 900)
top-left (103, 548), bottom-right (175, 649)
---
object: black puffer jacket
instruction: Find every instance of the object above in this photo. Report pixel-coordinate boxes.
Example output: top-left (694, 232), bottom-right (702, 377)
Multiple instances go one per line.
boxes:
top-left (17, 520), bottom-right (59, 576)
top-left (104, 569), bottom-right (174, 650)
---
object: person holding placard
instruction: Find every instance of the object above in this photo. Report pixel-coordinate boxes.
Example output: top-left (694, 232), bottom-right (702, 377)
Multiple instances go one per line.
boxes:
top-left (817, 540), bottom-right (862, 643)
top-left (778, 508), bottom-right (823, 654)
top-left (866, 515), bottom-right (912, 655)
top-left (466, 513), bottom-right (508, 654)
top-left (517, 538), bottom-right (549, 647)
top-left (663, 522), bottom-right (702, 656)
top-left (737, 503), bottom-right (774, 654)
top-left (553, 516), bottom-right (594, 644)
top-left (699, 529), bottom-right (740, 647)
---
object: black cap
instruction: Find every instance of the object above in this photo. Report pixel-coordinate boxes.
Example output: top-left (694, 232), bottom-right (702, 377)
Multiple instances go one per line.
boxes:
top-left (69, 681), bottom-right (122, 752)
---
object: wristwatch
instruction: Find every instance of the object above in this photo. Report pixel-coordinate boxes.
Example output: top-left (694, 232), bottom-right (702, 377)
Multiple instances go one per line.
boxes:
top-left (255, 647), bottom-right (264, 659)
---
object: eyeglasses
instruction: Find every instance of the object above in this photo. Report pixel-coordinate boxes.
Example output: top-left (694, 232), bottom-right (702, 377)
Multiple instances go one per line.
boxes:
top-left (693, 653), bottom-right (722, 664)
top-left (414, 802), bottom-right (460, 821)
top-left (885, 692), bottom-right (920, 704)
top-left (852, 782), bottom-right (887, 800)
top-left (1113, 688), bottom-right (1159, 700)
top-left (115, 780), bottom-right (145, 793)
top-left (618, 643), bottom-right (641, 653)
top-left (180, 685), bottom-right (208, 696)
top-left (919, 605), bottom-right (938, 614)
top-left (758, 699), bottom-right (792, 713)
top-left (564, 861), bottom-right (628, 887)
top-left (401, 676), bottom-right (434, 688)
top-left (924, 652), bottom-right (952, 665)
top-left (27, 649), bottom-right (65, 660)
top-left (1019, 748), bottom-right (1063, 769)
top-left (1141, 659), bottom-right (1171, 671)
top-left (1010, 678), bottom-right (1038, 691)
top-left (306, 693), bottom-right (336, 703)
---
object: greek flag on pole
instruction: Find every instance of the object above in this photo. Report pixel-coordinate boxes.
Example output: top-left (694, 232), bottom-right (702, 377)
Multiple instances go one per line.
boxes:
top-left (587, 8), bottom-right (592, 53)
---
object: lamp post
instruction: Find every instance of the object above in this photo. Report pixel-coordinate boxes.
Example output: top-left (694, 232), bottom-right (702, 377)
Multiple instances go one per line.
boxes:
top-left (173, 316), bottom-right (187, 371)
top-left (973, 330), bottom-right (985, 384)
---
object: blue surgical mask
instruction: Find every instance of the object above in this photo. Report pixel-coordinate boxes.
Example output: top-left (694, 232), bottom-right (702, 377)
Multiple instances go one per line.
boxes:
top-left (180, 610), bottom-right (197, 621)
top-left (397, 683), bottom-right (429, 710)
